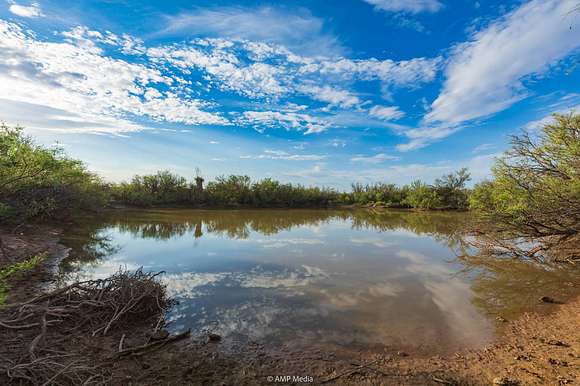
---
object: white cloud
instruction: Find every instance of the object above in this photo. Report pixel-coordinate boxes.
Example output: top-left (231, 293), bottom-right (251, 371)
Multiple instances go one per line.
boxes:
top-left (148, 43), bottom-right (288, 98)
top-left (0, 98), bottom-right (144, 135)
top-left (525, 108), bottom-right (578, 132)
top-left (148, 38), bottom-right (438, 108)
top-left (0, 17), bottom-right (441, 139)
top-left (363, 0), bottom-right (443, 14)
top-left (302, 56), bottom-right (441, 87)
top-left (396, 124), bottom-right (461, 152)
top-left (8, 2), bottom-right (43, 18)
top-left (524, 94), bottom-right (580, 131)
top-left (241, 149), bottom-right (326, 161)
top-left (298, 85), bottom-right (362, 109)
top-left (285, 152), bottom-right (497, 188)
top-left (239, 110), bottom-right (331, 135)
top-left (389, 0), bottom-right (580, 151)
top-left (427, 0), bottom-right (580, 125)
top-left (350, 153), bottom-right (400, 163)
top-left (472, 143), bottom-right (494, 154)
top-left (369, 105), bottom-right (405, 120)
top-left (0, 20), bottom-right (228, 134)
top-left (350, 237), bottom-right (395, 248)
top-left (329, 139), bottom-right (346, 148)
top-left (159, 6), bottom-right (343, 57)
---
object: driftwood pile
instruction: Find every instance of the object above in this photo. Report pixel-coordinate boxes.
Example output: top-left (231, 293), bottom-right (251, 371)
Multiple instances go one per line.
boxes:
top-left (0, 269), bottom-right (187, 385)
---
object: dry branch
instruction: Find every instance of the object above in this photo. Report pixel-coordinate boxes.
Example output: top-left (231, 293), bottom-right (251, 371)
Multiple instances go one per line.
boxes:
top-left (0, 269), bottom-right (180, 385)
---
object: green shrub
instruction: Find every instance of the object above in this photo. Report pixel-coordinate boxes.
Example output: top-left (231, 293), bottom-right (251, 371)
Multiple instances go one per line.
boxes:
top-left (0, 124), bottom-right (107, 223)
top-left (403, 180), bottom-right (441, 209)
top-left (469, 113), bottom-right (579, 239)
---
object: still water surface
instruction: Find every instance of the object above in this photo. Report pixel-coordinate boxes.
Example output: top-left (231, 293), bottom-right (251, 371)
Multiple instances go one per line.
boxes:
top-left (58, 209), bottom-right (578, 354)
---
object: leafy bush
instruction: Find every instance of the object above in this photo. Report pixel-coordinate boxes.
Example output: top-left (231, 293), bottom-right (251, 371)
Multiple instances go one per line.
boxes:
top-left (111, 170), bottom-right (191, 206)
top-left (434, 168), bottom-right (471, 209)
top-left (403, 181), bottom-right (441, 209)
top-left (205, 175), bottom-right (253, 206)
top-left (469, 113), bottom-right (579, 261)
top-left (0, 124), bottom-right (107, 223)
top-left (111, 173), bottom-right (339, 208)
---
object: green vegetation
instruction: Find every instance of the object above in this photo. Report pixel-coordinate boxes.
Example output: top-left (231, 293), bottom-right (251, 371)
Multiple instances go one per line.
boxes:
top-left (342, 168), bottom-right (471, 210)
top-left (110, 170), bottom-right (472, 210)
top-left (112, 170), bottom-right (192, 207)
top-left (469, 113), bottom-right (579, 262)
top-left (111, 173), bottom-right (339, 208)
top-left (0, 254), bottom-right (45, 305)
top-left (0, 124), bottom-right (106, 223)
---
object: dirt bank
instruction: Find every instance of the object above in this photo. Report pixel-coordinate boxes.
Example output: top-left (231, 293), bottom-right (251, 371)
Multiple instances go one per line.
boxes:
top-left (0, 228), bottom-right (578, 385)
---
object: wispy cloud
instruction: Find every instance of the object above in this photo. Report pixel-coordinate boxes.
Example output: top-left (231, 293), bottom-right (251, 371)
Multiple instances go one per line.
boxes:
top-left (239, 111), bottom-right (331, 135)
top-left (525, 103), bottom-right (580, 131)
top-left (471, 143), bottom-right (494, 154)
top-left (396, 124), bottom-right (461, 152)
top-left (298, 84), bottom-right (362, 109)
top-left (241, 150), bottom-right (326, 161)
top-left (369, 105), bottom-right (405, 120)
top-left (285, 153), bottom-right (498, 187)
top-left (350, 153), bottom-right (399, 164)
top-left (363, 0), bottom-right (443, 14)
top-left (0, 21), bottom-right (228, 134)
top-left (397, 0), bottom-right (580, 151)
top-left (427, 0), bottom-right (580, 124)
top-left (158, 6), bottom-right (343, 57)
top-left (7, 1), bottom-right (43, 18)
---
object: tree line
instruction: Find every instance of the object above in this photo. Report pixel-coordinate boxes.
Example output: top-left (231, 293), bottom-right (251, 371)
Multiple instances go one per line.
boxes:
top-left (110, 169), bottom-right (472, 210)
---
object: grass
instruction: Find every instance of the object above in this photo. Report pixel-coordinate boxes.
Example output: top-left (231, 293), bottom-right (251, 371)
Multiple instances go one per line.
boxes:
top-left (0, 253), bottom-right (45, 305)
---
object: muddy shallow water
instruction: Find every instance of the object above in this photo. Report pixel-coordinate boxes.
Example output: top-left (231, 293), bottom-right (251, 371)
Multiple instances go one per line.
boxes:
top-left (57, 209), bottom-right (578, 356)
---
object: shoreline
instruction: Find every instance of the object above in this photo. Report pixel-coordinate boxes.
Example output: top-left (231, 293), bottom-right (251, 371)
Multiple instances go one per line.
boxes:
top-left (106, 203), bottom-right (470, 212)
top-left (0, 225), bottom-right (578, 385)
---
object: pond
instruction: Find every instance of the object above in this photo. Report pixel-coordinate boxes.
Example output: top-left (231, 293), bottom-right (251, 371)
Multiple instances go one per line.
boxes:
top-left (57, 209), bottom-right (578, 355)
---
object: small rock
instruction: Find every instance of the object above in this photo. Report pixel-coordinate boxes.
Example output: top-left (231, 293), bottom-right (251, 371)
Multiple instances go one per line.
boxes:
top-left (496, 316), bottom-right (508, 323)
top-left (397, 351), bottom-right (409, 357)
top-left (539, 296), bottom-right (562, 304)
top-left (208, 333), bottom-right (222, 342)
top-left (547, 339), bottom-right (570, 347)
top-left (493, 377), bottom-right (520, 386)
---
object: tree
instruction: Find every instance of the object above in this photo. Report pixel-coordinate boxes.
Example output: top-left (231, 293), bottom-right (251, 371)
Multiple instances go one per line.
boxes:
top-left (403, 180), bottom-right (441, 209)
top-left (470, 113), bottom-right (580, 262)
top-left (434, 168), bottom-right (471, 209)
top-left (0, 123), bottom-right (106, 222)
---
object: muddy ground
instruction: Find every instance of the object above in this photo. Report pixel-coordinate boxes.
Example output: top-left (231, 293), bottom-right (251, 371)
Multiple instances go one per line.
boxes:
top-left (0, 226), bottom-right (578, 385)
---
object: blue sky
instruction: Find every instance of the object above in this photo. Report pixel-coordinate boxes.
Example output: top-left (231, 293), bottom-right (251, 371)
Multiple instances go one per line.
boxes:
top-left (0, 0), bottom-right (579, 189)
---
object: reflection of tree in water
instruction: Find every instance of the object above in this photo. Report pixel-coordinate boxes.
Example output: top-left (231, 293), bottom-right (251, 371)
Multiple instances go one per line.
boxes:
top-left (57, 209), bottom-right (471, 270)
top-left (349, 209), bottom-right (471, 250)
top-left (456, 253), bottom-right (580, 320)
top-left (102, 210), bottom-right (342, 240)
top-left (63, 208), bottom-right (471, 253)
top-left (91, 209), bottom-right (472, 243)
top-left (56, 217), bottom-right (122, 281)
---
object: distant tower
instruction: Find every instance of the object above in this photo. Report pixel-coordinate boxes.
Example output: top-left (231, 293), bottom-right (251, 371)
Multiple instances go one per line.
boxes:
top-left (194, 167), bottom-right (204, 192)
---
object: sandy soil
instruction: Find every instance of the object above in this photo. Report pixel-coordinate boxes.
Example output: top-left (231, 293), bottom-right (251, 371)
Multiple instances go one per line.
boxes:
top-left (0, 227), bottom-right (578, 385)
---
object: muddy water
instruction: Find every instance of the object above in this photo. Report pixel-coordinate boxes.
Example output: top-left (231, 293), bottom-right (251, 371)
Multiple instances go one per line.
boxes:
top-left (57, 209), bottom-right (579, 355)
